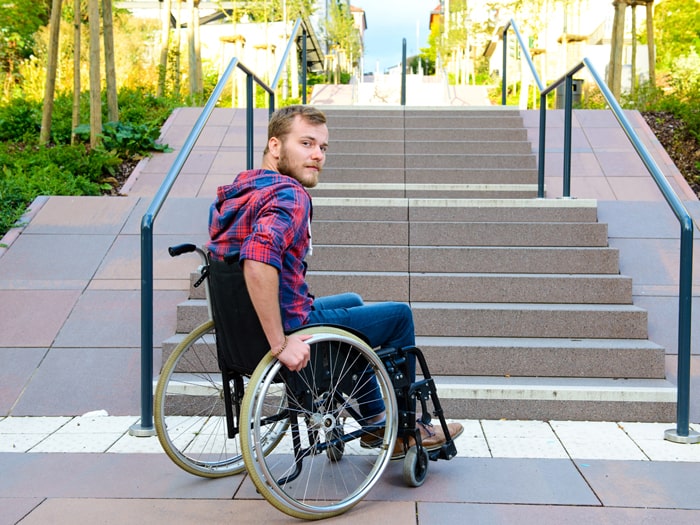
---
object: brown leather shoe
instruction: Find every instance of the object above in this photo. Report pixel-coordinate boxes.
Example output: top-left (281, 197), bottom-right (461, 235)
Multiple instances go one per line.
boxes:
top-left (360, 427), bottom-right (385, 449)
top-left (392, 421), bottom-right (464, 460)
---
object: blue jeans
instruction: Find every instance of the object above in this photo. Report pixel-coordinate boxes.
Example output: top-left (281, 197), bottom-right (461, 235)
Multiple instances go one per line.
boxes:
top-left (308, 293), bottom-right (416, 420)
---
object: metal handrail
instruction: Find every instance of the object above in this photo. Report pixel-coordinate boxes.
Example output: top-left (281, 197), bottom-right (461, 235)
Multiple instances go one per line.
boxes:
top-left (500, 18), bottom-right (696, 442)
top-left (270, 18), bottom-right (308, 108)
top-left (130, 24), bottom-right (308, 437)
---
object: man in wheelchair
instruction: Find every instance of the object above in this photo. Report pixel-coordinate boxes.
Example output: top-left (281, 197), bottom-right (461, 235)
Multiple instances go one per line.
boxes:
top-left (206, 104), bottom-right (463, 460)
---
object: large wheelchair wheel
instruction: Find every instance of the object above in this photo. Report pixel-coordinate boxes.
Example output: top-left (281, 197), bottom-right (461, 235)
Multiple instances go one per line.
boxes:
top-left (154, 320), bottom-right (288, 478)
top-left (241, 326), bottom-right (398, 520)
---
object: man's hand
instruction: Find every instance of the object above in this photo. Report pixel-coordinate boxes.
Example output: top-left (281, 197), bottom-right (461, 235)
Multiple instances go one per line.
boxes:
top-left (275, 334), bottom-right (312, 372)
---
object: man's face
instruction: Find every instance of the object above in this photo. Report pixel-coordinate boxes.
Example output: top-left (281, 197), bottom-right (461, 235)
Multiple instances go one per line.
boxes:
top-left (272, 116), bottom-right (329, 188)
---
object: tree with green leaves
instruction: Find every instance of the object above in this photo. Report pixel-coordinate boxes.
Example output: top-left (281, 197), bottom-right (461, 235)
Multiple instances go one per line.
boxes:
top-left (652, 0), bottom-right (700, 71)
top-left (0, 0), bottom-right (49, 97)
top-left (323, 0), bottom-right (361, 76)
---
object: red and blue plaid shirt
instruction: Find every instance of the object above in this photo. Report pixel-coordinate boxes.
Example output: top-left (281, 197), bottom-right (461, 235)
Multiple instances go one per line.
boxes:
top-left (206, 169), bottom-right (314, 330)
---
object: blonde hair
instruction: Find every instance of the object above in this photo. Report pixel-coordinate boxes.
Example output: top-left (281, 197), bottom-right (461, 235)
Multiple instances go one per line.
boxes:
top-left (263, 105), bottom-right (327, 155)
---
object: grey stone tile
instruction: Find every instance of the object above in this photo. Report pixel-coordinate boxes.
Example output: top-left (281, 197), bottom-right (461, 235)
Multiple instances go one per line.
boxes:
top-left (23, 196), bottom-right (139, 235)
top-left (363, 458), bottom-right (599, 506)
top-left (608, 177), bottom-right (667, 201)
top-left (0, 348), bottom-right (48, 415)
top-left (0, 233), bottom-right (115, 282)
top-left (17, 498), bottom-right (414, 525)
top-left (94, 234), bottom-right (208, 281)
top-left (580, 460), bottom-right (700, 509)
top-left (418, 502), bottom-right (700, 525)
top-left (10, 347), bottom-right (155, 416)
top-left (599, 201), bottom-right (680, 238)
top-left (0, 497), bottom-right (44, 525)
top-left (0, 453), bottom-right (238, 498)
top-left (121, 197), bottom-right (211, 235)
top-left (0, 290), bottom-right (81, 347)
top-left (633, 295), bottom-right (700, 355)
top-left (611, 238), bottom-right (687, 286)
top-left (52, 289), bottom-right (185, 348)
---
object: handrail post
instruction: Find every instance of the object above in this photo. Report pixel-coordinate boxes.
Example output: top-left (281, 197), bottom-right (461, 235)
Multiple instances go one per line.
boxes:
top-left (665, 222), bottom-right (699, 442)
top-left (130, 219), bottom-right (156, 436)
top-left (401, 38), bottom-right (407, 106)
top-left (562, 75), bottom-right (573, 198)
top-left (302, 30), bottom-right (307, 105)
top-left (537, 93), bottom-right (547, 198)
top-left (246, 73), bottom-right (254, 170)
top-left (501, 30), bottom-right (508, 105)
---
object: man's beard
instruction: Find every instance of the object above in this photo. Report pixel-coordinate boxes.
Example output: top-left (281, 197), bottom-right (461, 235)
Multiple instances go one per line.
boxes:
top-left (277, 146), bottom-right (320, 188)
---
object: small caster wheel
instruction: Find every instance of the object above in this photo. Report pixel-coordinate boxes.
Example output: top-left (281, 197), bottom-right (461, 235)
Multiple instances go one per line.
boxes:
top-left (403, 446), bottom-right (429, 487)
top-left (326, 428), bottom-right (344, 462)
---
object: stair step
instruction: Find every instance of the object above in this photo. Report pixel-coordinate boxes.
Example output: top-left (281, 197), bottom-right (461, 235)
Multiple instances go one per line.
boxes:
top-left (409, 273), bottom-right (632, 304)
top-left (161, 330), bottom-right (666, 381)
top-left (409, 246), bottom-right (620, 274)
top-left (412, 302), bottom-right (648, 339)
top-left (324, 153), bottom-right (537, 170)
top-left (314, 197), bottom-right (598, 222)
top-left (311, 183), bottom-right (539, 199)
top-left (432, 376), bottom-right (676, 421)
top-left (406, 153), bottom-right (536, 170)
top-left (313, 221), bottom-right (609, 247)
top-left (408, 221), bottom-right (609, 247)
top-left (307, 272), bottom-right (632, 304)
top-left (406, 140), bottom-right (533, 154)
top-left (406, 116), bottom-right (527, 128)
top-left (312, 197), bottom-right (598, 222)
top-left (327, 139), bottom-right (533, 155)
top-left (329, 127), bottom-right (529, 142)
top-left (176, 300), bottom-right (648, 340)
top-left (319, 167), bottom-right (538, 185)
top-left (405, 128), bottom-right (528, 142)
top-left (417, 337), bottom-right (666, 378)
top-left (406, 199), bottom-right (598, 222)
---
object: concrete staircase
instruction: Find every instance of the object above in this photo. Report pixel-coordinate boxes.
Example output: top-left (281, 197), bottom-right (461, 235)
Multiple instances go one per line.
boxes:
top-left (165, 107), bottom-right (676, 422)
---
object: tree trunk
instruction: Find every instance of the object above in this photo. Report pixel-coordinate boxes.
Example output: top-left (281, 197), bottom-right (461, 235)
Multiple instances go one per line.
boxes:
top-left (102, 0), bottom-right (119, 122)
top-left (157, 0), bottom-right (172, 97)
top-left (88, 0), bottom-right (102, 148)
top-left (608, 0), bottom-right (626, 100)
top-left (71, 0), bottom-right (81, 145)
top-left (645, 0), bottom-right (656, 86)
top-left (188, 0), bottom-right (196, 96)
top-left (40, 0), bottom-right (64, 145)
top-left (174, 0), bottom-right (182, 95)
top-left (631, 3), bottom-right (637, 94)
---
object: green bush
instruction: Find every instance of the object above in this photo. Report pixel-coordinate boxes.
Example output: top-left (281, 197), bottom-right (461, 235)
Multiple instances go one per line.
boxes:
top-left (0, 98), bottom-right (42, 141)
top-left (0, 86), bottom-right (178, 239)
top-left (0, 142), bottom-right (121, 235)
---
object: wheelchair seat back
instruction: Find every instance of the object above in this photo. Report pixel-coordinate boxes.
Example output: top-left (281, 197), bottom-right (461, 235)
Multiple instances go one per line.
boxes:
top-left (208, 256), bottom-right (270, 375)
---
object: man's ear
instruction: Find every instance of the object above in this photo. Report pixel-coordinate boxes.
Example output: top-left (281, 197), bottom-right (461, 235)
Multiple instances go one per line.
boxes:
top-left (267, 136), bottom-right (281, 158)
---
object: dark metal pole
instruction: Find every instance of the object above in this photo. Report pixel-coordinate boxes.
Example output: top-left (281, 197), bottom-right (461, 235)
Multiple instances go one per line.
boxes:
top-left (247, 73), bottom-right (254, 170)
top-left (401, 38), bottom-right (407, 106)
top-left (502, 31), bottom-right (507, 106)
top-left (563, 76), bottom-right (573, 197)
top-left (131, 220), bottom-right (155, 436)
top-left (537, 93), bottom-right (547, 198)
top-left (302, 31), bottom-right (307, 105)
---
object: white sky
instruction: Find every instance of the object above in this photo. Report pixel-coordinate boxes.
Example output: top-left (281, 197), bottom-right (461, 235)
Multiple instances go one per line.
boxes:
top-left (353, 0), bottom-right (435, 73)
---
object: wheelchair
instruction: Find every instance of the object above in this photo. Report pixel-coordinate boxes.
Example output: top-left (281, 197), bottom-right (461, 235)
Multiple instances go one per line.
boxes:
top-left (154, 243), bottom-right (458, 520)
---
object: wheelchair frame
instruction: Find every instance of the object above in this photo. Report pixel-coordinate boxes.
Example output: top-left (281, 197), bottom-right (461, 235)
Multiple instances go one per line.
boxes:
top-left (154, 243), bottom-right (457, 520)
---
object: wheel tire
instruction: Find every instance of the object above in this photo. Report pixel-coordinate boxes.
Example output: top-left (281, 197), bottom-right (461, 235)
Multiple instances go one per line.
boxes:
top-left (154, 320), bottom-right (287, 477)
top-left (241, 326), bottom-right (398, 519)
top-left (403, 446), bottom-right (429, 487)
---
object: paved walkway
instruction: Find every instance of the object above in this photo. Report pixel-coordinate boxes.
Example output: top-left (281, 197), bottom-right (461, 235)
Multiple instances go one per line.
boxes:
top-left (1, 105), bottom-right (700, 523)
